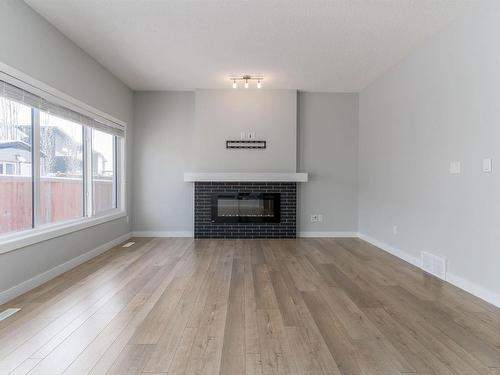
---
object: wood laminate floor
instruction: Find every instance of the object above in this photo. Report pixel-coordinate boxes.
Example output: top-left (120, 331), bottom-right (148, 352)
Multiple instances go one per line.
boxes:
top-left (0, 237), bottom-right (499, 375)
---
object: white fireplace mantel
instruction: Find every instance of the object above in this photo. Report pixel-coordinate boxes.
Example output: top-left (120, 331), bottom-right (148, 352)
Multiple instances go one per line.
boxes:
top-left (183, 172), bottom-right (308, 182)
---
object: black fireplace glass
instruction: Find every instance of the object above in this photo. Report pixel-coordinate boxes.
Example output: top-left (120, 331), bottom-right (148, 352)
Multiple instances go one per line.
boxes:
top-left (211, 193), bottom-right (280, 223)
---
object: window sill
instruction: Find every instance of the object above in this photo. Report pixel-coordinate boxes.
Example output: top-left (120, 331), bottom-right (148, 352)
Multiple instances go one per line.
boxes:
top-left (0, 211), bottom-right (127, 255)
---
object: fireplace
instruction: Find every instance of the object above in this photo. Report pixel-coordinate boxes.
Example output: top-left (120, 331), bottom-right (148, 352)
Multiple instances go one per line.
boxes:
top-left (194, 182), bottom-right (296, 238)
top-left (211, 193), bottom-right (280, 223)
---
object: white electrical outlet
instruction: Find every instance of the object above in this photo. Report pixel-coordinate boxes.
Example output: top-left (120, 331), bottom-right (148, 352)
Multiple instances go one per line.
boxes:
top-left (247, 132), bottom-right (256, 140)
top-left (240, 131), bottom-right (246, 140)
top-left (449, 161), bottom-right (461, 175)
top-left (393, 225), bottom-right (398, 235)
top-left (311, 214), bottom-right (323, 223)
top-left (483, 158), bottom-right (492, 173)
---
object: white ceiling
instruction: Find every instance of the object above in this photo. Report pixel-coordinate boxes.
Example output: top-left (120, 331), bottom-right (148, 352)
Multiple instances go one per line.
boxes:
top-left (25, 0), bottom-right (479, 92)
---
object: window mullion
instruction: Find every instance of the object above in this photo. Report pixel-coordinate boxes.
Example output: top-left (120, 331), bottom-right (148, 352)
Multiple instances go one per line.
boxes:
top-left (32, 109), bottom-right (41, 228)
top-left (117, 137), bottom-right (125, 212)
top-left (84, 127), bottom-right (93, 217)
top-left (113, 136), bottom-right (117, 209)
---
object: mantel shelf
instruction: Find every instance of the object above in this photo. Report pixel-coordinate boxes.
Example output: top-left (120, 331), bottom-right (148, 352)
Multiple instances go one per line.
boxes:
top-left (183, 172), bottom-right (308, 182)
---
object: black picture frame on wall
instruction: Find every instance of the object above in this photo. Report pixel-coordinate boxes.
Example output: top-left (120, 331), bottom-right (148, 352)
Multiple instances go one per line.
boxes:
top-left (226, 140), bottom-right (266, 149)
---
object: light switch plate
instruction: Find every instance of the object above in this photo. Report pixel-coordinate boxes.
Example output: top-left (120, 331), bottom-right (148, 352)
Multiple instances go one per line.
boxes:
top-left (482, 158), bottom-right (492, 173)
top-left (450, 161), bottom-right (461, 175)
top-left (240, 131), bottom-right (246, 140)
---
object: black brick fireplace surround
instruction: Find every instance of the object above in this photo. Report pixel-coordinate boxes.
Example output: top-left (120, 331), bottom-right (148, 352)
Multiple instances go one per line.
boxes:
top-left (194, 182), bottom-right (296, 238)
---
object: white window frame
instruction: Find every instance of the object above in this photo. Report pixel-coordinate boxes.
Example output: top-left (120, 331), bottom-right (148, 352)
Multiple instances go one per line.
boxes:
top-left (0, 64), bottom-right (127, 255)
top-left (89, 129), bottom-right (121, 217)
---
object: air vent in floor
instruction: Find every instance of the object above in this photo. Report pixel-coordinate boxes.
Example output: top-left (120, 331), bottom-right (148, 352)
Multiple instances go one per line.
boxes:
top-left (0, 308), bottom-right (21, 322)
top-left (122, 241), bottom-right (136, 248)
top-left (421, 251), bottom-right (446, 280)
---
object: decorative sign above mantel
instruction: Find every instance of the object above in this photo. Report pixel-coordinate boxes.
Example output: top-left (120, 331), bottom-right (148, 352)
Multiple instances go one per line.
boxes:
top-left (226, 140), bottom-right (267, 149)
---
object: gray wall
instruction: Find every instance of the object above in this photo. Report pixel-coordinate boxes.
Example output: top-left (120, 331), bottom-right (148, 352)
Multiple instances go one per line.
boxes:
top-left (359, 2), bottom-right (500, 299)
top-left (132, 92), bottom-right (195, 234)
top-left (0, 0), bottom-right (131, 122)
top-left (194, 90), bottom-right (297, 172)
top-left (133, 91), bottom-right (359, 235)
top-left (133, 89), bottom-right (298, 234)
top-left (298, 92), bottom-right (358, 234)
top-left (0, 0), bottom-right (133, 295)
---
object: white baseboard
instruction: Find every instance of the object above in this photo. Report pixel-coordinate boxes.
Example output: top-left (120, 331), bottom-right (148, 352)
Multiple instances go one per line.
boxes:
top-left (134, 231), bottom-right (358, 239)
top-left (446, 272), bottom-right (500, 308)
top-left (358, 233), bottom-right (420, 268)
top-left (299, 231), bottom-right (359, 238)
top-left (358, 232), bottom-right (500, 308)
top-left (132, 231), bottom-right (194, 238)
top-left (0, 232), bottom-right (131, 305)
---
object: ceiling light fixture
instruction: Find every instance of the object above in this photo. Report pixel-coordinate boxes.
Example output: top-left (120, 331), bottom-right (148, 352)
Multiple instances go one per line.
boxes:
top-left (229, 75), bottom-right (264, 89)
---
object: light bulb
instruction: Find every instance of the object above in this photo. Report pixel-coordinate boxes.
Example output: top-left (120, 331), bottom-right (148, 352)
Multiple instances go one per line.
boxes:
top-left (245, 80), bottom-right (249, 89)
top-left (232, 80), bottom-right (237, 89)
top-left (257, 80), bottom-right (262, 89)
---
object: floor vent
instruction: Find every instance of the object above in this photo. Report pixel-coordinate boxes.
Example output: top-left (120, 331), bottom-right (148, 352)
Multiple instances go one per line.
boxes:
top-left (0, 308), bottom-right (21, 322)
top-left (421, 251), bottom-right (446, 280)
top-left (122, 241), bottom-right (136, 248)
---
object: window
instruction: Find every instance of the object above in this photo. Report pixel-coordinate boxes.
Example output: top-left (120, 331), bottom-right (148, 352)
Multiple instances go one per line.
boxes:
top-left (92, 129), bottom-right (116, 213)
top-left (39, 113), bottom-right (84, 225)
top-left (1, 162), bottom-right (21, 175)
top-left (0, 97), bottom-right (33, 235)
top-left (0, 77), bottom-right (125, 241)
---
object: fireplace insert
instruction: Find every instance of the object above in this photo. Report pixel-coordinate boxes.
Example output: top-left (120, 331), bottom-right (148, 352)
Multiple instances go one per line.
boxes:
top-left (211, 193), bottom-right (280, 223)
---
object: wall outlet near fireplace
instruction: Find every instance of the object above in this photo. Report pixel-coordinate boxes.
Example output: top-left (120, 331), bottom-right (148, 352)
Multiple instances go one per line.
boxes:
top-left (311, 214), bottom-right (323, 223)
